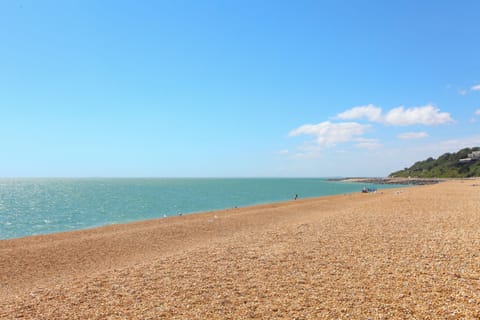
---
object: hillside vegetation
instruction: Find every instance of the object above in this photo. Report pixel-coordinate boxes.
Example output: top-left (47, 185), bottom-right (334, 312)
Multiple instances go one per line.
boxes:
top-left (389, 147), bottom-right (480, 178)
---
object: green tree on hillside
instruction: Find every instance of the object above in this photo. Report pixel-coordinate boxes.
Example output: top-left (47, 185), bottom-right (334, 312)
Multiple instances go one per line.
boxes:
top-left (389, 147), bottom-right (480, 178)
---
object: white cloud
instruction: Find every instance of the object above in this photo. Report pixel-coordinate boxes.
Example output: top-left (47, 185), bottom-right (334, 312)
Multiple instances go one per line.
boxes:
top-left (475, 109), bottom-right (480, 116)
top-left (289, 121), bottom-right (368, 147)
top-left (355, 138), bottom-right (382, 149)
top-left (336, 104), bottom-right (382, 122)
top-left (397, 131), bottom-right (429, 140)
top-left (383, 104), bottom-right (453, 126)
top-left (471, 84), bottom-right (480, 91)
top-left (458, 89), bottom-right (468, 95)
top-left (287, 104), bottom-right (453, 165)
top-left (336, 104), bottom-right (453, 126)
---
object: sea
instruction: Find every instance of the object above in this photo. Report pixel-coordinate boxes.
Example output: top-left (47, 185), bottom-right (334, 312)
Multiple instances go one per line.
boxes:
top-left (0, 178), bottom-right (403, 240)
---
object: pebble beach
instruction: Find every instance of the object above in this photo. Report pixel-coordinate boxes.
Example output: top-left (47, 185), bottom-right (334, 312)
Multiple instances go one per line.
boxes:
top-left (2, 180), bottom-right (480, 319)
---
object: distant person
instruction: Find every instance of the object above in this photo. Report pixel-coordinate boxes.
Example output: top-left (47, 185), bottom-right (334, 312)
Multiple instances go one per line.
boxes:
top-left (294, 194), bottom-right (298, 200)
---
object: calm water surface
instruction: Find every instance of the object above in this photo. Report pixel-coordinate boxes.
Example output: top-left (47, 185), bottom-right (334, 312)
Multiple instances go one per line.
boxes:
top-left (0, 178), bottom-right (402, 240)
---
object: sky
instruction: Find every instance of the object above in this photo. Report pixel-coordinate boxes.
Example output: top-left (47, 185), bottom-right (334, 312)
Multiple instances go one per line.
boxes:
top-left (1, 0), bottom-right (479, 177)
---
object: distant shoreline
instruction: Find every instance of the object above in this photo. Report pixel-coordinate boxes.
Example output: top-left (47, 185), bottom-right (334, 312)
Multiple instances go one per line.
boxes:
top-left (328, 177), bottom-right (444, 185)
top-left (1, 178), bottom-right (406, 241)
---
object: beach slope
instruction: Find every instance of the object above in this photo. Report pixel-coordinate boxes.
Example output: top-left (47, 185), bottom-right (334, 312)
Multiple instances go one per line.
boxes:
top-left (1, 180), bottom-right (480, 319)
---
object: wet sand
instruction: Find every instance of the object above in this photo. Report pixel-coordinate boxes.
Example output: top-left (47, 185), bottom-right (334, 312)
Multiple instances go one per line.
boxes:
top-left (1, 180), bottom-right (480, 319)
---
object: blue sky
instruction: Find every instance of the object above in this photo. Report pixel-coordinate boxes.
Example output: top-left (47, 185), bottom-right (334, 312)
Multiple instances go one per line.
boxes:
top-left (1, 0), bottom-right (479, 177)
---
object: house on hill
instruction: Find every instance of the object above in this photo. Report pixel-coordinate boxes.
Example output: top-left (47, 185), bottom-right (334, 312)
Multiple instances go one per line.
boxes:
top-left (459, 151), bottom-right (480, 163)
top-left (469, 151), bottom-right (480, 159)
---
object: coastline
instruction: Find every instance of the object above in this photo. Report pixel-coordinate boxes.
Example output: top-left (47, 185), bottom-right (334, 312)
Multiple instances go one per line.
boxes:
top-left (2, 180), bottom-right (480, 318)
top-left (0, 178), bottom-right (403, 241)
top-left (329, 177), bottom-right (444, 185)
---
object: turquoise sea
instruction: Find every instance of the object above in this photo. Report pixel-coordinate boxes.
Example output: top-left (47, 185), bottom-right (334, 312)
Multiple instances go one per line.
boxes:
top-left (0, 178), bottom-right (402, 240)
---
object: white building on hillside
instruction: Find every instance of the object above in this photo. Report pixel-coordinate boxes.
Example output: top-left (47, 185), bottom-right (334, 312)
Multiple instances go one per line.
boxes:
top-left (468, 151), bottom-right (480, 160)
top-left (459, 150), bottom-right (480, 162)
